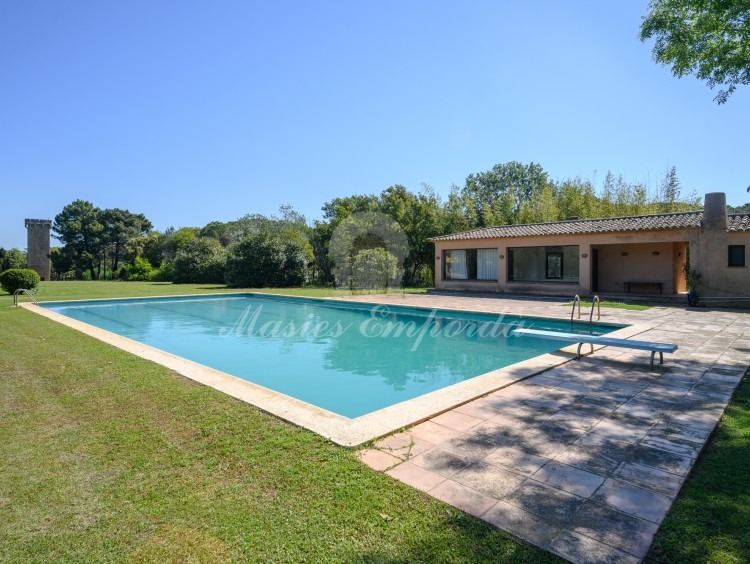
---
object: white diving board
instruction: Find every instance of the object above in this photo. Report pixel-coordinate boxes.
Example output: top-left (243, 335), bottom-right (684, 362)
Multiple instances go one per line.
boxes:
top-left (511, 328), bottom-right (677, 370)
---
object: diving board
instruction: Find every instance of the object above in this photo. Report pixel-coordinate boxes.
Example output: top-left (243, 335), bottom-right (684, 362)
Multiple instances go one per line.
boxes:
top-left (511, 328), bottom-right (677, 369)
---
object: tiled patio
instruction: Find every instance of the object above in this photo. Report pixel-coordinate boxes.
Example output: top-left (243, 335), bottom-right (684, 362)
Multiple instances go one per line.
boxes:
top-left (355, 294), bottom-right (749, 563)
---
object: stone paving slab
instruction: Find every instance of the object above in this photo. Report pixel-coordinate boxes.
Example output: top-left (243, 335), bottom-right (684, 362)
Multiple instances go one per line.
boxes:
top-left (532, 460), bottom-right (606, 497)
top-left (613, 462), bottom-right (684, 497)
top-left (483, 445), bottom-right (551, 476)
top-left (453, 461), bottom-right (527, 498)
top-left (483, 499), bottom-right (562, 547)
top-left (356, 294), bottom-right (749, 563)
top-left (385, 460), bottom-right (445, 492)
top-left (428, 479), bottom-right (496, 518)
top-left (569, 501), bottom-right (659, 559)
top-left (591, 479), bottom-right (673, 524)
top-left (550, 530), bottom-right (640, 564)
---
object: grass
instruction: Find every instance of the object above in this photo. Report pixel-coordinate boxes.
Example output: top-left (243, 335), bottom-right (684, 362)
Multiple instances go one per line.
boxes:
top-left (563, 299), bottom-right (651, 311)
top-left (7, 280), bottom-right (429, 304)
top-left (0, 281), bottom-right (557, 562)
top-left (646, 368), bottom-right (750, 563)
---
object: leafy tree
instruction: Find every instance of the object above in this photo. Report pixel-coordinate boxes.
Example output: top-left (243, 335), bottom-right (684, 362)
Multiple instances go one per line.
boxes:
top-left (461, 162), bottom-right (553, 226)
top-left (165, 227), bottom-right (200, 261)
top-left (329, 212), bottom-right (408, 290)
top-left (216, 206), bottom-right (312, 249)
top-left (378, 184), bottom-right (443, 286)
top-left (172, 237), bottom-right (227, 284)
top-left (640, 0), bottom-right (750, 103)
top-left (660, 165), bottom-right (680, 211)
top-left (101, 208), bottom-right (152, 275)
top-left (653, 165), bottom-right (698, 212)
top-left (351, 248), bottom-right (399, 291)
top-left (198, 221), bottom-right (231, 246)
top-left (277, 204), bottom-right (310, 231)
top-left (124, 231), bottom-right (165, 268)
top-left (728, 202), bottom-right (750, 213)
top-left (599, 172), bottom-right (649, 217)
top-left (122, 256), bottom-right (155, 281)
top-left (1, 248), bottom-right (27, 271)
top-left (52, 200), bottom-right (153, 279)
top-left (225, 230), bottom-right (310, 288)
top-left (312, 194), bottom-right (377, 285)
top-left (441, 185), bottom-right (473, 234)
top-left (53, 199), bottom-right (103, 279)
top-left (517, 185), bottom-right (560, 224)
top-left (310, 221), bottom-right (335, 284)
top-left (159, 226), bottom-right (200, 263)
top-left (321, 194), bottom-right (380, 229)
top-left (49, 247), bottom-right (75, 280)
top-left (554, 177), bottom-right (600, 220)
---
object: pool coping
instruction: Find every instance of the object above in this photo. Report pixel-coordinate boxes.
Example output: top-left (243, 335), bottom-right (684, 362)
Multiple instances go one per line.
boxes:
top-left (21, 294), bottom-right (650, 447)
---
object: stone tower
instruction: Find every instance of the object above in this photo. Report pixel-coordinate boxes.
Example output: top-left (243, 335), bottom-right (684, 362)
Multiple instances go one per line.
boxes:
top-left (24, 219), bottom-right (52, 281)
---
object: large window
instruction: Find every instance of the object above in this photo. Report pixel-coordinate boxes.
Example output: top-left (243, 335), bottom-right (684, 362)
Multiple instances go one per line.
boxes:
top-left (443, 248), bottom-right (498, 281)
top-left (728, 245), bottom-right (746, 267)
top-left (508, 245), bottom-right (579, 282)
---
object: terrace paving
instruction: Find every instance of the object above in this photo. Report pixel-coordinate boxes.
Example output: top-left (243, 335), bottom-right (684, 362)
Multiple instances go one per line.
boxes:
top-left (355, 293), bottom-right (749, 563)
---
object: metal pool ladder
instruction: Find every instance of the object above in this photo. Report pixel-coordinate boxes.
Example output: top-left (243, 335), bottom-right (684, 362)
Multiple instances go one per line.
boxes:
top-left (590, 295), bottom-right (600, 322)
top-left (13, 288), bottom-right (38, 306)
top-left (571, 295), bottom-right (600, 323)
top-left (571, 295), bottom-right (581, 320)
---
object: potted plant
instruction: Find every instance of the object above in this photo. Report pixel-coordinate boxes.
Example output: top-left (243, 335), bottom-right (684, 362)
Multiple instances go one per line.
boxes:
top-left (684, 267), bottom-right (702, 306)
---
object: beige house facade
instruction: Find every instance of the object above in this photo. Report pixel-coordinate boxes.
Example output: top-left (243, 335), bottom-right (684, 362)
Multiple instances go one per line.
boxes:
top-left (430, 193), bottom-right (750, 304)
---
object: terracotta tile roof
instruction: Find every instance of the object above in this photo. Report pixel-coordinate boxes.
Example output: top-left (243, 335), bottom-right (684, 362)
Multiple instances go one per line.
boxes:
top-left (727, 213), bottom-right (750, 232)
top-left (429, 211), bottom-right (750, 241)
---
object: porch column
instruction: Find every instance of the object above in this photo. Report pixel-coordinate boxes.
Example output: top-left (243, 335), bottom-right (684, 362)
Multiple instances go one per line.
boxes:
top-left (579, 243), bottom-right (592, 295)
top-left (433, 244), bottom-right (443, 289)
top-left (497, 245), bottom-right (507, 292)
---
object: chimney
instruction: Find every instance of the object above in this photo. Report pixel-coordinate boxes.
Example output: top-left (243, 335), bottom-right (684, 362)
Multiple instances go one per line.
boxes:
top-left (702, 192), bottom-right (727, 231)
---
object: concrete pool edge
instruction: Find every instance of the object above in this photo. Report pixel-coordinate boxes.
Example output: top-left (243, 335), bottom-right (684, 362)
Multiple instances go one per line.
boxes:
top-left (21, 297), bottom-right (646, 447)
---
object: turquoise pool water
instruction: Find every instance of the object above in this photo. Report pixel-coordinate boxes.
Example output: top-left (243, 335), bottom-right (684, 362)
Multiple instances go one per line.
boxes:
top-left (43, 294), bottom-right (621, 418)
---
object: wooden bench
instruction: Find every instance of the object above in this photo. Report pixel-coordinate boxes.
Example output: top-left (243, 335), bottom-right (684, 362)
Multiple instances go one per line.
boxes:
top-left (511, 328), bottom-right (677, 369)
top-left (624, 281), bottom-right (663, 294)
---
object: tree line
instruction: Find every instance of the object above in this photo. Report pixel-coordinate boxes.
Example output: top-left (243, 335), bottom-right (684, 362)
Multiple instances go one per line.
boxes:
top-left (47, 161), bottom-right (709, 287)
top-left (0, 248), bottom-right (27, 273)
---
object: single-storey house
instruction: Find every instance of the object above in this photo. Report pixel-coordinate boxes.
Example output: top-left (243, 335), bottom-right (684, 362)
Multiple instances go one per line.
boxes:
top-left (429, 192), bottom-right (750, 303)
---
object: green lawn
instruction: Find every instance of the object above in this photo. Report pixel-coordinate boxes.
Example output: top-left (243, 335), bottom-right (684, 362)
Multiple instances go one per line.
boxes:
top-left (0, 281), bottom-right (556, 562)
top-left (563, 299), bottom-right (651, 311)
top-left (6, 280), bottom-right (429, 304)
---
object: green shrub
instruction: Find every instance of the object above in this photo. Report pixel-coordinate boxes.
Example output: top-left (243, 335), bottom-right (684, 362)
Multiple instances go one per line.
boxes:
top-left (0, 268), bottom-right (41, 295)
top-left (151, 261), bottom-right (175, 282)
top-left (173, 237), bottom-right (227, 284)
top-left (225, 230), bottom-right (311, 288)
top-left (122, 256), bottom-right (155, 281)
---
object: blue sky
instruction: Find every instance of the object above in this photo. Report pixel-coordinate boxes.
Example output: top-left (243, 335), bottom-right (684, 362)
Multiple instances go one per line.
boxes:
top-left (2, 1), bottom-right (749, 250)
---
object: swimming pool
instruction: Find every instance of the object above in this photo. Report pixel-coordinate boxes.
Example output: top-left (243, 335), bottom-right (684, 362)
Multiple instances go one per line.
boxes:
top-left (41, 294), bottom-right (621, 419)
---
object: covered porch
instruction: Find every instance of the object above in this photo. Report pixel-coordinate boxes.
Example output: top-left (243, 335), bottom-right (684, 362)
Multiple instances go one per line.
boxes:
top-left (589, 241), bottom-right (689, 296)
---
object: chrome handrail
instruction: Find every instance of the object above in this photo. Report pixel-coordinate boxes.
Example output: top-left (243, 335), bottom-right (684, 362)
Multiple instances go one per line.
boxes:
top-left (13, 288), bottom-right (38, 306)
top-left (571, 295), bottom-right (581, 320)
top-left (590, 295), bottom-right (600, 322)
